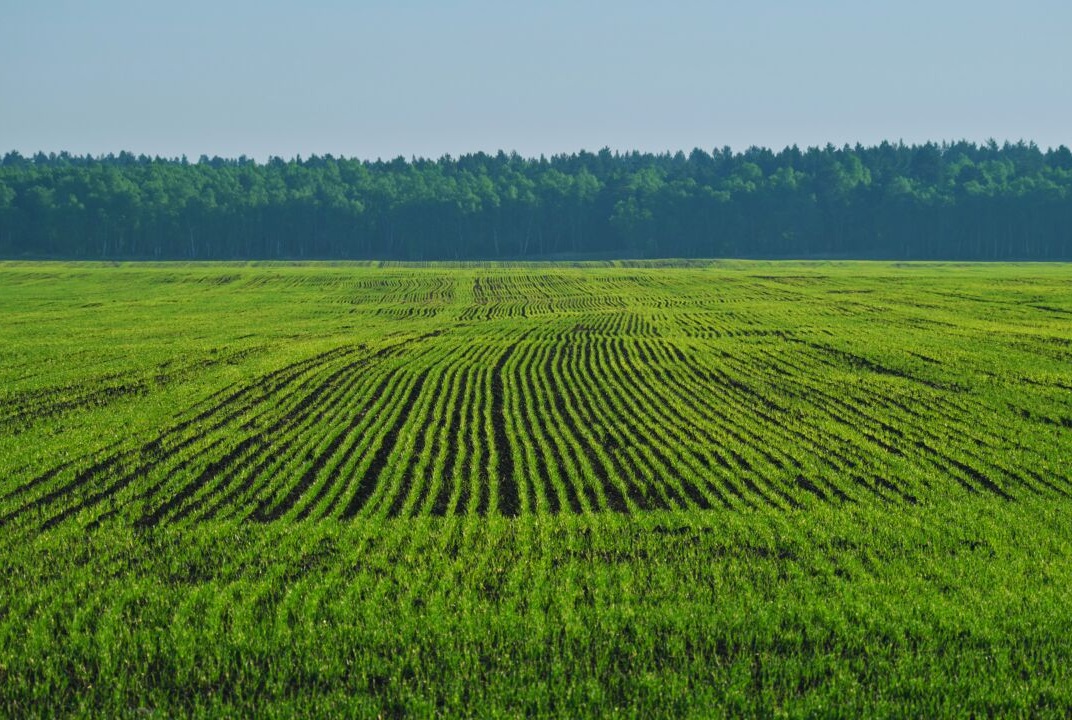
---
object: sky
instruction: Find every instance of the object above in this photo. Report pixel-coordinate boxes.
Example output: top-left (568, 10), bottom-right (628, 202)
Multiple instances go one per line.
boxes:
top-left (2, 0), bottom-right (1070, 161)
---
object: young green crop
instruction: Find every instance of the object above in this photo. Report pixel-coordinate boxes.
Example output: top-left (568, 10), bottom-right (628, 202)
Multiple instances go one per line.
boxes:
top-left (0, 260), bottom-right (1070, 717)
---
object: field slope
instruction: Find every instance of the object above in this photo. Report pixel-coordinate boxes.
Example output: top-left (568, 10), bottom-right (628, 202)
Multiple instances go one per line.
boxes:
top-left (1, 260), bottom-right (1070, 717)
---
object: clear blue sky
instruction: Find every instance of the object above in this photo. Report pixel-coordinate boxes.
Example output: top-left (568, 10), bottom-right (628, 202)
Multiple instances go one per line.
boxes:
top-left (3, 0), bottom-right (1070, 160)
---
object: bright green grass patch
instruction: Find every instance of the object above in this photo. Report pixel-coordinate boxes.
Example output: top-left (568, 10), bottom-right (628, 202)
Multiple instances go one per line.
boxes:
top-left (2, 500), bottom-right (1071, 717)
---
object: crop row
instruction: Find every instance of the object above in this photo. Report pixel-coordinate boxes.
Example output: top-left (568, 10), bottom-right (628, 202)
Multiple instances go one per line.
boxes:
top-left (3, 340), bottom-right (1068, 530)
top-left (2, 263), bottom-right (1070, 531)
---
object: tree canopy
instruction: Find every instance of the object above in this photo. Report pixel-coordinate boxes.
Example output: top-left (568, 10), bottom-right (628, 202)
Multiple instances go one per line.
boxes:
top-left (2, 141), bottom-right (1070, 260)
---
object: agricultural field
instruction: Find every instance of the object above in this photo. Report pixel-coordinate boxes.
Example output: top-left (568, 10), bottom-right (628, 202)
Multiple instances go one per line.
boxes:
top-left (1, 260), bottom-right (1071, 717)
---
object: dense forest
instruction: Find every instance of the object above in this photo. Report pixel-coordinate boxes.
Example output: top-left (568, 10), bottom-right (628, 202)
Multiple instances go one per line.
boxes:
top-left (1, 141), bottom-right (1070, 261)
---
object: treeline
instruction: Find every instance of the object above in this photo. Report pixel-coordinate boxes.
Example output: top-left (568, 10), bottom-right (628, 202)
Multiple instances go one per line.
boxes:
top-left (1, 141), bottom-right (1071, 260)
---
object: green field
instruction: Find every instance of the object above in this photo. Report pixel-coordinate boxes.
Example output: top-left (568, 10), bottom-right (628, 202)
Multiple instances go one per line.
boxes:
top-left (1, 261), bottom-right (1071, 717)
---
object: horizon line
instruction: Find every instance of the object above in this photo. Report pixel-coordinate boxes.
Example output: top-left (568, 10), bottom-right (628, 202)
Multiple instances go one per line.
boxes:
top-left (5, 137), bottom-right (1071, 166)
